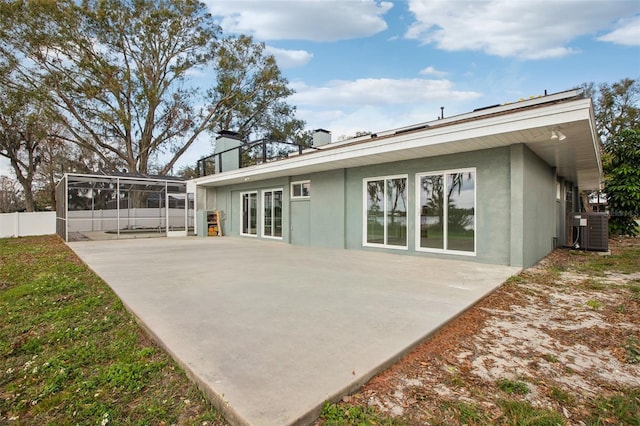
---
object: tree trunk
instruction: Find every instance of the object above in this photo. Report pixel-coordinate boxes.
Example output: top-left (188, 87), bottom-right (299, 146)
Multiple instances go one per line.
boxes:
top-left (21, 179), bottom-right (35, 212)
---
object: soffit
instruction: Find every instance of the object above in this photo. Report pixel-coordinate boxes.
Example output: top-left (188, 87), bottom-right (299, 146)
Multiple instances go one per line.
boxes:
top-left (195, 99), bottom-right (602, 190)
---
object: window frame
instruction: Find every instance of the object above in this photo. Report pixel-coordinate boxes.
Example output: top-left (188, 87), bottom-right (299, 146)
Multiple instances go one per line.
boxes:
top-left (240, 191), bottom-right (258, 237)
top-left (362, 174), bottom-right (409, 250)
top-left (290, 180), bottom-right (311, 199)
top-left (261, 187), bottom-right (284, 240)
top-left (414, 168), bottom-right (476, 256)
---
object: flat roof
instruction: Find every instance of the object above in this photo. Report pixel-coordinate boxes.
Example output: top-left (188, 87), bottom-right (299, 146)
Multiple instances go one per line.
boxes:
top-left (193, 89), bottom-right (602, 190)
top-left (59, 172), bottom-right (186, 192)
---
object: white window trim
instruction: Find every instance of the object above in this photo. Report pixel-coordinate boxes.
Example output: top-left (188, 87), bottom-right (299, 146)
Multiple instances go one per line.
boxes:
top-left (290, 180), bottom-right (310, 199)
top-left (414, 168), bottom-right (476, 256)
top-left (362, 174), bottom-right (409, 250)
top-left (240, 191), bottom-right (258, 237)
top-left (261, 188), bottom-right (284, 240)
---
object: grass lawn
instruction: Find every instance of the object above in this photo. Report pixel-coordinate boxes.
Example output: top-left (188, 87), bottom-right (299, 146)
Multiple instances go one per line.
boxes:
top-left (0, 236), bottom-right (227, 425)
top-left (2, 235), bottom-right (638, 426)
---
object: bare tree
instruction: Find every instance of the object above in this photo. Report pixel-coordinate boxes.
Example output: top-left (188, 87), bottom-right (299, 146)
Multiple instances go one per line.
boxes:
top-left (0, 87), bottom-right (48, 211)
top-left (0, 175), bottom-right (24, 212)
top-left (1, 0), bottom-right (305, 176)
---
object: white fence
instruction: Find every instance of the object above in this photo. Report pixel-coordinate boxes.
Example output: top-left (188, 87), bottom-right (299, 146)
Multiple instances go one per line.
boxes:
top-left (0, 211), bottom-right (56, 238)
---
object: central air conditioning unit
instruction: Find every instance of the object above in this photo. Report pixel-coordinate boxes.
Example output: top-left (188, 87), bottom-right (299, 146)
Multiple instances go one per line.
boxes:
top-left (566, 212), bottom-right (609, 251)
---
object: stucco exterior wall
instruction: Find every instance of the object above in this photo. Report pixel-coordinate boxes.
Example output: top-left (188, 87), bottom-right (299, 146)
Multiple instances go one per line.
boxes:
top-left (212, 177), bottom-right (290, 239)
top-left (197, 145), bottom-right (561, 267)
top-left (307, 169), bottom-right (346, 249)
top-left (208, 171), bottom-right (347, 247)
top-left (344, 147), bottom-right (512, 265)
top-left (510, 144), bottom-right (557, 268)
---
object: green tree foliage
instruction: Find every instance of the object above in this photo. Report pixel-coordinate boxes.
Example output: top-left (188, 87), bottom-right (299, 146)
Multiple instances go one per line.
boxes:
top-left (1, 0), bottom-right (305, 176)
top-left (584, 78), bottom-right (640, 235)
top-left (603, 129), bottom-right (640, 236)
top-left (593, 78), bottom-right (640, 143)
top-left (176, 164), bottom-right (199, 179)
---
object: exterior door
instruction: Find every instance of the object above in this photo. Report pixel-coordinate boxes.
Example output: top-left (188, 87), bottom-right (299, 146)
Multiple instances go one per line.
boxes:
top-left (291, 200), bottom-right (310, 246)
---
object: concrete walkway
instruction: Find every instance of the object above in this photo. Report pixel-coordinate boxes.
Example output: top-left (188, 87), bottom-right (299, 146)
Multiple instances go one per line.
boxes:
top-left (68, 237), bottom-right (520, 425)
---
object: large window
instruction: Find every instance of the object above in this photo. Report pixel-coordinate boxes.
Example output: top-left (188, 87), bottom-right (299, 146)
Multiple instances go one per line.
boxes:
top-left (416, 169), bottom-right (475, 254)
top-left (363, 175), bottom-right (408, 249)
top-left (241, 191), bottom-right (258, 236)
top-left (262, 188), bottom-right (283, 239)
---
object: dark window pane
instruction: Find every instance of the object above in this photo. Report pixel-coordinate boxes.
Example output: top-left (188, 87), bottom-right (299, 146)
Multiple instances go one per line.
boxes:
top-left (242, 192), bottom-right (257, 235)
top-left (386, 178), bottom-right (407, 246)
top-left (301, 182), bottom-right (310, 197)
top-left (274, 190), bottom-right (283, 237)
top-left (447, 172), bottom-right (475, 252)
top-left (366, 180), bottom-right (384, 244)
top-left (419, 175), bottom-right (444, 249)
top-left (264, 192), bottom-right (272, 236)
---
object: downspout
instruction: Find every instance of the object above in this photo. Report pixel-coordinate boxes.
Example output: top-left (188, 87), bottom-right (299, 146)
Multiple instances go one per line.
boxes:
top-left (165, 180), bottom-right (169, 235)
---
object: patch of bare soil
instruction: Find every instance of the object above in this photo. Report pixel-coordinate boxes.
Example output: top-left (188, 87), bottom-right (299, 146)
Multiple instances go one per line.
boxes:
top-left (344, 238), bottom-right (640, 424)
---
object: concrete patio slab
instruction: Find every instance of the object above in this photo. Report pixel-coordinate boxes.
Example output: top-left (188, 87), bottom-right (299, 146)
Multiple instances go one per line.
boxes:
top-left (68, 237), bottom-right (520, 425)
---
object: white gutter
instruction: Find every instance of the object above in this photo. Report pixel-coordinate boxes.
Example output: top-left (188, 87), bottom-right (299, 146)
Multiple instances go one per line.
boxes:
top-left (195, 97), bottom-right (595, 187)
top-left (330, 88), bottom-right (583, 147)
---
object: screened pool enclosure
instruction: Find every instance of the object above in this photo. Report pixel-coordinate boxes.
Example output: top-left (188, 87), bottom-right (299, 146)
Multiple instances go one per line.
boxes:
top-left (56, 173), bottom-right (193, 241)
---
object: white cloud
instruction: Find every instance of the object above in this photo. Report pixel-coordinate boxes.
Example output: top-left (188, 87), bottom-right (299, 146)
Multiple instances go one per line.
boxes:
top-left (296, 101), bottom-right (478, 140)
top-left (290, 78), bottom-right (483, 138)
top-left (419, 66), bottom-right (447, 77)
top-left (405, 0), bottom-right (640, 59)
top-left (317, 106), bottom-right (401, 139)
top-left (297, 104), bottom-right (421, 140)
top-left (289, 78), bottom-right (481, 107)
top-left (264, 46), bottom-right (314, 68)
top-left (597, 15), bottom-right (640, 46)
top-left (205, 0), bottom-right (393, 41)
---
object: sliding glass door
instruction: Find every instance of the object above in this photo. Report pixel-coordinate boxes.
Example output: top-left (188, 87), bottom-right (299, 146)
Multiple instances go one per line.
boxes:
top-left (417, 169), bottom-right (475, 254)
top-left (364, 175), bottom-right (408, 249)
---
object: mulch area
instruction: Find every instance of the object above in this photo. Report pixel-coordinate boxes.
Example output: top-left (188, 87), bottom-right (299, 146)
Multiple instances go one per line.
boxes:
top-left (338, 237), bottom-right (640, 424)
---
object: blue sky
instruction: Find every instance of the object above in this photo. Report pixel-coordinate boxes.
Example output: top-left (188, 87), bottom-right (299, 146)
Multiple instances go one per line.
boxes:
top-left (2, 0), bottom-right (639, 177)
top-left (181, 0), bottom-right (639, 169)
top-left (204, 0), bottom-right (639, 138)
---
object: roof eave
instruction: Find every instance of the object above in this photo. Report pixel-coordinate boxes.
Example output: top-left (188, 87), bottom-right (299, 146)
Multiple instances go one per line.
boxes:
top-left (194, 96), bottom-right (600, 190)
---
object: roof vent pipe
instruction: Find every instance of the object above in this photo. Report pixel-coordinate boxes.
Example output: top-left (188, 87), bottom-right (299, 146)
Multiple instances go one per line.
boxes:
top-left (312, 129), bottom-right (331, 147)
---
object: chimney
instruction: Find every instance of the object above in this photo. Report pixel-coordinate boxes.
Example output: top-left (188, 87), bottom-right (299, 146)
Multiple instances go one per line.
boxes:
top-left (214, 131), bottom-right (243, 173)
top-left (312, 129), bottom-right (331, 147)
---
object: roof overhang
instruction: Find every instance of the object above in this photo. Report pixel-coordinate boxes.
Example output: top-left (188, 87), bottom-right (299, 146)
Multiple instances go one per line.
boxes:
top-left (193, 96), bottom-right (602, 191)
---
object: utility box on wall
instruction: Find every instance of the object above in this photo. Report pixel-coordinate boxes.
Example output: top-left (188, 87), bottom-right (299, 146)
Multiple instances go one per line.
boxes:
top-left (566, 212), bottom-right (609, 251)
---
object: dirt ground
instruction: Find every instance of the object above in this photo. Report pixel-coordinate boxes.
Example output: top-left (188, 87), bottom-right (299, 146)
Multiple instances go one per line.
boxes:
top-left (340, 238), bottom-right (640, 425)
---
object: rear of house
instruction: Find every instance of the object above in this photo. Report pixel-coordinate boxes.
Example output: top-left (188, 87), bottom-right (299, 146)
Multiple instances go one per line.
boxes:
top-left (191, 89), bottom-right (602, 268)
